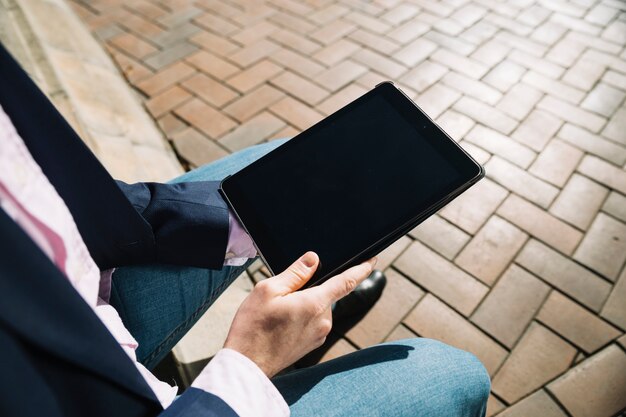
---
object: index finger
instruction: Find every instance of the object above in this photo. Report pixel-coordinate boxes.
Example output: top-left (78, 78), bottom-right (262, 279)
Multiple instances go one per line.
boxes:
top-left (309, 257), bottom-right (377, 306)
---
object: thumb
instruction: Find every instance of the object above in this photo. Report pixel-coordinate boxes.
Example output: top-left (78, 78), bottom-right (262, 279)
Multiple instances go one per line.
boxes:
top-left (273, 251), bottom-right (319, 294)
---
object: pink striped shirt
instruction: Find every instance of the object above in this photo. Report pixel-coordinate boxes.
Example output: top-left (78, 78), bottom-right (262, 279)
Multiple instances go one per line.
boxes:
top-left (0, 105), bottom-right (288, 417)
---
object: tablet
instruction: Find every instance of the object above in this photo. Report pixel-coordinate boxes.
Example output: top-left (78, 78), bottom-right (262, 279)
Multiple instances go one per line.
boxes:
top-left (220, 82), bottom-right (484, 288)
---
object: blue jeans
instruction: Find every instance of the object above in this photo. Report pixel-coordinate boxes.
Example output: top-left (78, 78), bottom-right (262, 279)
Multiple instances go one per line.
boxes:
top-left (110, 139), bottom-right (490, 417)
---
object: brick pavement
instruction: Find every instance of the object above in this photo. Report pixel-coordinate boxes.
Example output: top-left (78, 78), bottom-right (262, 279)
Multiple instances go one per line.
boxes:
top-left (71, 0), bottom-right (626, 415)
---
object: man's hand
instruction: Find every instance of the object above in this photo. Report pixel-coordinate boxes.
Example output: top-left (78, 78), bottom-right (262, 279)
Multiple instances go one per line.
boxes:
top-left (224, 251), bottom-right (377, 377)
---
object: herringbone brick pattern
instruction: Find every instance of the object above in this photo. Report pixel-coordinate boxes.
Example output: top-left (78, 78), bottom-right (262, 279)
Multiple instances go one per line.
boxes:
top-left (71, 0), bottom-right (626, 415)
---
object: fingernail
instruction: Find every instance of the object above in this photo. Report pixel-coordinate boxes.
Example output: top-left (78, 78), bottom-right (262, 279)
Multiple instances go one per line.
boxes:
top-left (302, 252), bottom-right (316, 268)
top-left (370, 257), bottom-right (378, 268)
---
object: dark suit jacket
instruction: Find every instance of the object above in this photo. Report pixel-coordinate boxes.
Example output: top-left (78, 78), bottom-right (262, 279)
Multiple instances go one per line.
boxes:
top-left (0, 44), bottom-right (239, 416)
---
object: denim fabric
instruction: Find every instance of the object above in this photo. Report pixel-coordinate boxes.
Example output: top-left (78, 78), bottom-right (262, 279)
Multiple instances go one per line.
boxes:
top-left (110, 138), bottom-right (490, 416)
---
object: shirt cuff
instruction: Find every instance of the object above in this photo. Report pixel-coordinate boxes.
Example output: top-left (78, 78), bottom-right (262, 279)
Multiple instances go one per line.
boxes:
top-left (192, 348), bottom-right (289, 417)
top-left (225, 211), bottom-right (257, 266)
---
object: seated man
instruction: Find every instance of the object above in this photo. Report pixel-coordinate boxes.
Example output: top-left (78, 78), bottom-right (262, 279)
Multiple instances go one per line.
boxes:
top-left (0, 43), bottom-right (490, 417)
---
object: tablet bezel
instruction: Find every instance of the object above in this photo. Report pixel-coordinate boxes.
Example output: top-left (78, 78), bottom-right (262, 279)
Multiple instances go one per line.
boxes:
top-left (220, 81), bottom-right (484, 287)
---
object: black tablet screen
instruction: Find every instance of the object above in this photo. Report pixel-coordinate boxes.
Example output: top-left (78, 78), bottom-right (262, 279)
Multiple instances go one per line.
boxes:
top-left (222, 84), bottom-right (481, 283)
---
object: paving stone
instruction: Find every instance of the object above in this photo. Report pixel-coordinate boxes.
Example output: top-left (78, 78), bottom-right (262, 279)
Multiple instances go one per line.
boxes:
top-left (458, 142), bottom-right (491, 165)
top-left (409, 215), bottom-right (471, 260)
top-left (136, 61), bottom-right (196, 96)
top-left (602, 18), bottom-right (626, 45)
top-left (181, 72), bottom-right (238, 108)
top-left (512, 110), bottom-right (563, 151)
top-left (442, 71), bottom-right (502, 105)
top-left (109, 32), bottom-right (158, 60)
top-left (531, 21), bottom-right (568, 45)
top-left (558, 123), bottom-right (626, 166)
top-left (472, 265), bottom-right (550, 347)
top-left (562, 57), bottom-right (607, 92)
top-left (270, 71), bottom-right (329, 106)
top-left (399, 60), bottom-right (449, 93)
top-left (395, 241), bottom-right (489, 316)
top-left (152, 23), bottom-right (200, 48)
top-left (384, 324), bottom-right (418, 342)
top-left (171, 127), bottom-right (228, 167)
top-left (451, 4), bottom-right (488, 27)
top-left (346, 269), bottom-right (424, 348)
top-left (498, 390), bottom-right (568, 417)
top-left (537, 291), bottom-right (621, 353)
top-left (312, 39), bottom-right (361, 66)
top-left (601, 107), bottom-right (626, 146)
top-left (415, 83), bottom-right (461, 119)
top-left (601, 267), bottom-right (626, 330)
top-left (226, 60), bottom-right (283, 93)
top-left (315, 60), bottom-right (367, 92)
top-left (193, 12), bottom-right (239, 35)
top-left (157, 113), bottom-right (186, 137)
top-left (492, 322), bottom-right (577, 404)
top-left (309, 18), bottom-right (356, 45)
top-left (603, 70), bottom-right (626, 91)
top-left (185, 50), bottom-right (239, 80)
top-left (455, 214), bottom-right (527, 284)
top-left (431, 49), bottom-right (489, 79)
top-left (484, 60), bottom-right (526, 93)
top-left (386, 18), bottom-right (430, 44)
top-left (436, 110), bottom-right (475, 141)
top-left (581, 83), bottom-right (626, 118)
top-left (537, 95), bottom-right (606, 134)
top-left (269, 28), bottom-right (321, 54)
top-left (485, 157), bottom-right (559, 209)
top-left (471, 39), bottom-right (510, 67)
top-left (424, 30), bottom-right (477, 56)
top-left (498, 83), bottom-right (543, 121)
top-left (269, 96), bottom-right (324, 130)
top-left (523, 71), bottom-right (586, 104)
top-left (352, 48), bottom-right (406, 79)
top-left (218, 112), bottom-right (285, 152)
top-left (440, 178), bottom-right (508, 234)
top-left (573, 213), bottom-right (626, 281)
top-left (509, 50), bottom-right (565, 79)
top-left (498, 194), bottom-right (583, 255)
top-left (270, 48), bottom-right (325, 79)
top-left (144, 42), bottom-right (199, 71)
top-left (454, 97), bottom-right (518, 135)
top-left (546, 35), bottom-right (587, 68)
top-left (381, 3), bottom-right (420, 25)
top-left (602, 192), bottom-right (626, 223)
top-left (344, 11), bottom-right (390, 34)
top-left (190, 31), bottom-right (240, 56)
top-left (577, 155), bottom-right (626, 195)
top-left (486, 394), bottom-right (506, 417)
top-left (404, 294), bottom-right (507, 375)
top-left (465, 125), bottom-right (536, 169)
top-left (174, 97), bottom-right (237, 139)
top-left (229, 39), bottom-right (280, 67)
top-left (231, 20), bottom-right (278, 45)
top-left (223, 84), bottom-right (285, 123)
top-left (528, 139), bottom-right (583, 187)
top-left (145, 85), bottom-right (192, 118)
top-left (394, 37), bottom-right (437, 67)
top-left (517, 239), bottom-right (611, 312)
top-left (549, 174), bottom-right (609, 230)
top-left (548, 345), bottom-right (626, 417)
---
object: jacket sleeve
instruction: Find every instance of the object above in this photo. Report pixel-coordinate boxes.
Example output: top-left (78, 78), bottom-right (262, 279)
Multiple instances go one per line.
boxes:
top-left (159, 388), bottom-right (240, 417)
top-left (116, 180), bottom-right (229, 270)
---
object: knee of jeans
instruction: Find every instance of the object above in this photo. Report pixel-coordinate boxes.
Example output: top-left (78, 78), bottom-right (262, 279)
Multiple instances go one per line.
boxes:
top-left (402, 338), bottom-right (491, 415)
top-left (433, 340), bottom-right (490, 415)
